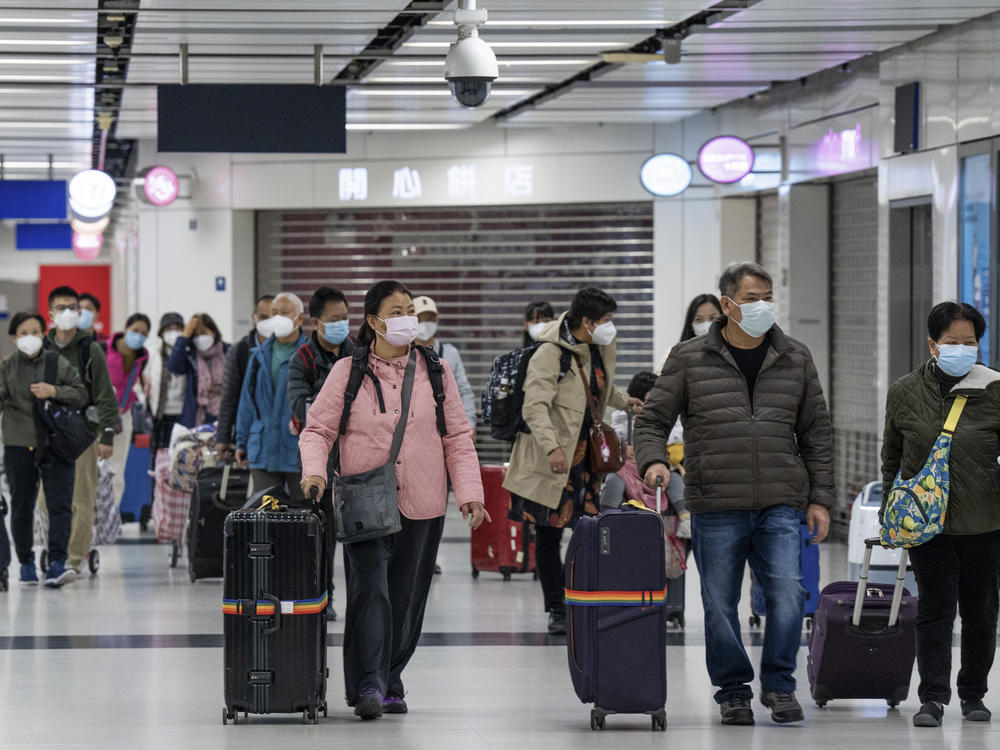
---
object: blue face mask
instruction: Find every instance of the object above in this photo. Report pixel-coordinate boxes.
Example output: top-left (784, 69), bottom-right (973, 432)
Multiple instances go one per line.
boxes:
top-left (77, 308), bottom-right (95, 329)
top-left (125, 330), bottom-right (147, 351)
top-left (729, 298), bottom-right (775, 338)
top-left (321, 320), bottom-right (350, 346)
top-left (935, 344), bottom-right (978, 377)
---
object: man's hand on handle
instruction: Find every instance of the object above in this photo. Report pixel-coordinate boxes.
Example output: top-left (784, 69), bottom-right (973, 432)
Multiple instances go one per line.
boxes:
top-left (806, 504), bottom-right (830, 543)
top-left (643, 462), bottom-right (672, 490)
top-left (461, 502), bottom-right (491, 530)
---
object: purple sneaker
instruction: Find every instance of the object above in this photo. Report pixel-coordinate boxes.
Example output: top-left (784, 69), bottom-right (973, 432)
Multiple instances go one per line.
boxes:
top-left (354, 688), bottom-right (384, 720)
top-left (384, 695), bottom-right (408, 714)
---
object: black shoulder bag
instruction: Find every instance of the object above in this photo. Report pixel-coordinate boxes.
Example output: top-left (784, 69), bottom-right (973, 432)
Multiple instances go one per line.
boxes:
top-left (331, 348), bottom-right (416, 544)
top-left (34, 351), bottom-right (97, 463)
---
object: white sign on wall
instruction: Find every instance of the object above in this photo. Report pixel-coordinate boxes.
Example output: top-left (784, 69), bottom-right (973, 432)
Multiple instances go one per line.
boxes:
top-left (392, 167), bottom-right (422, 199)
top-left (504, 165), bottom-right (534, 197)
top-left (339, 167), bottom-right (368, 201)
top-left (447, 164), bottom-right (477, 199)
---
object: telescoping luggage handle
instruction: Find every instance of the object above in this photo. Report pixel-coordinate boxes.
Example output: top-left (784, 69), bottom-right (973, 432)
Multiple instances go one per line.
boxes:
top-left (852, 537), bottom-right (908, 628)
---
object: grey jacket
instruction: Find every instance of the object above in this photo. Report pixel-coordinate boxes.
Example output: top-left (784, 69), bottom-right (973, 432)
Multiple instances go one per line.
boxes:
top-left (634, 321), bottom-right (835, 514)
top-left (433, 340), bottom-right (477, 429)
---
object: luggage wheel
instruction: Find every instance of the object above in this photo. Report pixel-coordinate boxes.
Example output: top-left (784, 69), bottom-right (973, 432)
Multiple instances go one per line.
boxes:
top-left (0, 570), bottom-right (8, 592)
top-left (649, 708), bottom-right (667, 732)
top-left (169, 542), bottom-right (180, 568)
top-left (88, 549), bottom-right (100, 575)
top-left (590, 710), bottom-right (607, 731)
top-left (748, 614), bottom-right (761, 628)
top-left (223, 707), bottom-right (238, 725)
top-left (471, 565), bottom-right (479, 579)
top-left (815, 701), bottom-right (828, 709)
top-left (887, 701), bottom-right (899, 710)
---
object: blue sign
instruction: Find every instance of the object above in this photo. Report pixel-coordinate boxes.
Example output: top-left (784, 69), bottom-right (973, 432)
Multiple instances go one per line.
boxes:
top-left (0, 180), bottom-right (67, 219)
top-left (215, 276), bottom-right (226, 292)
top-left (16, 223), bottom-right (72, 250)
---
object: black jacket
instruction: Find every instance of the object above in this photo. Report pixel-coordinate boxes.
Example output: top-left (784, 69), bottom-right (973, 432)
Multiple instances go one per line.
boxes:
top-left (287, 332), bottom-right (356, 427)
top-left (634, 321), bottom-right (835, 514)
top-left (216, 329), bottom-right (258, 444)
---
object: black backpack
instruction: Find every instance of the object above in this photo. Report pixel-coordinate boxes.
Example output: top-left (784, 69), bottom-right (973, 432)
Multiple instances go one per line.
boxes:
top-left (34, 351), bottom-right (97, 463)
top-left (482, 343), bottom-right (572, 442)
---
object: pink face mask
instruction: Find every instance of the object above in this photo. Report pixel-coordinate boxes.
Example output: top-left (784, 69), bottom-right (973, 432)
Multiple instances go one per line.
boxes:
top-left (375, 315), bottom-right (419, 347)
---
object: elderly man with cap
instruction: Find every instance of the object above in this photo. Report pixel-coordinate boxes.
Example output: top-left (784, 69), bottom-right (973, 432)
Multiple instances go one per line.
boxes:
top-left (413, 295), bottom-right (477, 429)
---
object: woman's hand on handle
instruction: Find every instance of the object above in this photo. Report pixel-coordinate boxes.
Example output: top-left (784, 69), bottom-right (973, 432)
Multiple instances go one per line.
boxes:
top-left (300, 474), bottom-right (327, 500)
top-left (643, 462), bottom-right (672, 490)
top-left (461, 502), bottom-right (491, 530)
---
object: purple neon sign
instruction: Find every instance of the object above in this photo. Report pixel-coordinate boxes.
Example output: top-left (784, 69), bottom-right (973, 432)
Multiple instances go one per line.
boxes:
top-left (698, 136), bottom-right (755, 184)
top-left (814, 124), bottom-right (867, 176)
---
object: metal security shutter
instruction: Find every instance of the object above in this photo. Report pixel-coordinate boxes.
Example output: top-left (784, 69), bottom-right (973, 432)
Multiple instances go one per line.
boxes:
top-left (256, 203), bottom-right (654, 464)
top-left (756, 193), bottom-right (780, 273)
top-left (830, 175), bottom-right (879, 530)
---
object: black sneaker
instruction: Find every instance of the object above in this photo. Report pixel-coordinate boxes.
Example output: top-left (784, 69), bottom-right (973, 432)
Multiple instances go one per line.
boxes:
top-left (961, 699), bottom-right (991, 722)
top-left (760, 691), bottom-right (804, 724)
top-left (547, 610), bottom-right (567, 635)
top-left (354, 689), bottom-right (384, 721)
top-left (913, 701), bottom-right (944, 727)
top-left (720, 696), bottom-right (755, 725)
top-left (384, 695), bottom-right (408, 714)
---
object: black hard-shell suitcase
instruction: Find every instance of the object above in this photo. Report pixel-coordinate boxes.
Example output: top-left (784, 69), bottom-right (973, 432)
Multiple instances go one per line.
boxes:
top-left (807, 538), bottom-right (916, 708)
top-left (188, 464), bottom-right (249, 581)
top-left (223, 496), bottom-right (327, 724)
top-left (0, 495), bottom-right (10, 591)
top-left (565, 499), bottom-right (668, 731)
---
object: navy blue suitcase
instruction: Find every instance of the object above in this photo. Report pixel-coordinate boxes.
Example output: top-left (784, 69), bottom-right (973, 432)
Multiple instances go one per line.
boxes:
top-left (564, 503), bottom-right (668, 731)
top-left (749, 518), bottom-right (821, 626)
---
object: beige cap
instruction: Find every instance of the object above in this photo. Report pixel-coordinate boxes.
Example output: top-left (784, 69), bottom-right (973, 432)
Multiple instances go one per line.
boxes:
top-left (413, 295), bottom-right (438, 316)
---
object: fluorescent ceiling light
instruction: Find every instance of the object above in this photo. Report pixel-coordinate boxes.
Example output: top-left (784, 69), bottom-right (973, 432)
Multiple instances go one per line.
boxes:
top-left (2, 161), bottom-right (89, 168)
top-left (345, 123), bottom-right (471, 131)
top-left (427, 20), bottom-right (672, 27)
top-left (1, 57), bottom-right (89, 64)
top-left (404, 41), bottom-right (624, 48)
top-left (369, 76), bottom-right (545, 83)
top-left (350, 88), bottom-right (533, 97)
top-left (383, 58), bottom-right (593, 67)
top-left (0, 39), bottom-right (92, 46)
top-left (0, 74), bottom-right (85, 81)
top-left (0, 121), bottom-right (85, 127)
top-left (0, 18), bottom-right (89, 24)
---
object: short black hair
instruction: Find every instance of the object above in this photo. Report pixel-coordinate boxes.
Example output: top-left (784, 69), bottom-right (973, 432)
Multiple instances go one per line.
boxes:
top-left (79, 292), bottom-right (101, 311)
top-left (308, 286), bottom-right (348, 320)
top-left (627, 371), bottom-right (657, 401)
top-left (357, 280), bottom-right (412, 348)
top-left (718, 262), bottom-right (773, 299)
top-left (927, 301), bottom-right (986, 342)
top-left (8, 311), bottom-right (46, 337)
top-left (255, 294), bottom-right (275, 313)
top-left (48, 285), bottom-right (78, 308)
top-left (125, 313), bottom-right (152, 332)
top-left (566, 286), bottom-right (617, 331)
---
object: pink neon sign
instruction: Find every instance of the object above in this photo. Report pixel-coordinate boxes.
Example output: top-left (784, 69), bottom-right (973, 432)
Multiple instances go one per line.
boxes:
top-left (814, 124), bottom-right (868, 175)
top-left (143, 166), bottom-right (180, 206)
top-left (698, 136), bottom-right (755, 184)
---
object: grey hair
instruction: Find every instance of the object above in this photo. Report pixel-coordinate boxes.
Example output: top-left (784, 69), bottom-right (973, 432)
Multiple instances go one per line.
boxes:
top-left (718, 262), bottom-right (773, 299)
top-left (273, 292), bottom-right (304, 314)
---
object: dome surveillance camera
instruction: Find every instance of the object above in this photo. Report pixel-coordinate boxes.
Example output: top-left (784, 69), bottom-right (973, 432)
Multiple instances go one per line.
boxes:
top-left (444, 3), bottom-right (498, 109)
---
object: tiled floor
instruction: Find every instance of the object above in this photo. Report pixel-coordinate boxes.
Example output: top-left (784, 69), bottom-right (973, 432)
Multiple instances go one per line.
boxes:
top-left (1, 513), bottom-right (997, 749)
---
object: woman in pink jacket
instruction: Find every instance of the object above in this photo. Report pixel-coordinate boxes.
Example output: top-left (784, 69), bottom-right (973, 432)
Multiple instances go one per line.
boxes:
top-left (300, 280), bottom-right (488, 721)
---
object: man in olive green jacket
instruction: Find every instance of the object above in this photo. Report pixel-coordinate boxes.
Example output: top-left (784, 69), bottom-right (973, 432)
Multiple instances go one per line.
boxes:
top-left (39, 286), bottom-right (118, 573)
top-left (636, 262), bottom-right (834, 727)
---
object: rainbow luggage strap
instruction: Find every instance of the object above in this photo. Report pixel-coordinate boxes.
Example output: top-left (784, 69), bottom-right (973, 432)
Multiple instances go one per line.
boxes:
top-left (223, 592), bottom-right (328, 617)
top-left (564, 589), bottom-right (668, 607)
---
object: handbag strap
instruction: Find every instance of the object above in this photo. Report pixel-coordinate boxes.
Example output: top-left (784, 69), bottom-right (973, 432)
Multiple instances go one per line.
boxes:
top-left (942, 395), bottom-right (967, 435)
top-left (572, 352), bottom-right (601, 425)
top-left (388, 348), bottom-right (418, 464)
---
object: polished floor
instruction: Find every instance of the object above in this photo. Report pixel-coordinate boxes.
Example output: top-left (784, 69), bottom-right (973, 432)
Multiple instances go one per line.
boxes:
top-left (0, 513), bottom-right (996, 750)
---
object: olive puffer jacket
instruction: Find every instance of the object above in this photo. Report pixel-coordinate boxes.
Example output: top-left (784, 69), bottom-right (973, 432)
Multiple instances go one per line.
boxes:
top-left (634, 321), bottom-right (835, 514)
top-left (881, 360), bottom-right (1000, 536)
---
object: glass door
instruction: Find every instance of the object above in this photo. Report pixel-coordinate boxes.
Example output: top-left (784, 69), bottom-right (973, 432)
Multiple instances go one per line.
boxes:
top-left (959, 139), bottom-right (997, 365)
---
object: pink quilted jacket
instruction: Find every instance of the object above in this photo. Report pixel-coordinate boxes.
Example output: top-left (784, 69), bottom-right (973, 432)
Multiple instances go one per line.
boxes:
top-left (299, 345), bottom-right (484, 520)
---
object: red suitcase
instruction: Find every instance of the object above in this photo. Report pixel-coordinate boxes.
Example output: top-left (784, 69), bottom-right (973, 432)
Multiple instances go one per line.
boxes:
top-left (472, 465), bottom-right (536, 581)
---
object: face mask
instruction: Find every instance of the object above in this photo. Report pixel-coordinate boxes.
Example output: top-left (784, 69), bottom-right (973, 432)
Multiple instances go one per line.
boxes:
top-left (730, 299), bottom-right (775, 338)
top-left (321, 320), bottom-right (350, 346)
top-left (935, 344), bottom-right (978, 377)
top-left (16, 334), bottom-right (42, 357)
top-left (162, 330), bottom-right (181, 348)
top-left (77, 309), bottom-right (95, 329)
top-left (256, 318), bottom-right (274, 338)
top-left (375, 315), bottom-right (419, 347)
top-left (53, 308), bottom-right (80, 331)
top-left (193, 334), bottom-right (215, 352)
top-left (125, 330), bottom-right (147, 350)
top-left (692, 320), bottom-right (714, 337)
top-left (590, 320), bottom-right (617, 346)
top-left (417, 321), bottom-right (438, 342)
top-left (527, 321), bottom-right (547, 341)
top-left (270, 315), bottom-right (296, 339)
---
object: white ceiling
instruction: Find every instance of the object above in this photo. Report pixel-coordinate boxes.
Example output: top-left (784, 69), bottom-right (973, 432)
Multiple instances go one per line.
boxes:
top-left (0, 0), bottom-right (998, 176)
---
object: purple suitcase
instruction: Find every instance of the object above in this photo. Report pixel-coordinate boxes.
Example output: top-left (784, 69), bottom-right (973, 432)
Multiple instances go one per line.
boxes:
top-left (565, 495), bottom-right (668, 731)
top-left (807, 538), bottom-right (916, 708)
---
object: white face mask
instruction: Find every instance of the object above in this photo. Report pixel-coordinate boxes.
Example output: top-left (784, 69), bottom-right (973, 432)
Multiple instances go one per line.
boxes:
top-left (527, 321), bottom-right (548, 341)
top-left (162, 330), bottom-right (181, 348)
top-left (256, 318), bottom-right (274, 338)
top-left (16, 334), bottom-right (43, 357)
top-left (590, 320), bottom-right (617, 346)
top-left (417, 321), bottom-right (438, 342)
top-left (270, 314), bottom-right (296, 339)
top-left (692, 320), bottom-right (713, 337)
top-left (193, 334), bottom-right (215, 352)
top-left (53, 308), bottom-right (80, 331)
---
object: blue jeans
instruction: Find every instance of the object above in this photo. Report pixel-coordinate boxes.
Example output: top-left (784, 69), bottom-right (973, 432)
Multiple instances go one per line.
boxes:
top-left (692, 505), bottom-right (806, 702)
